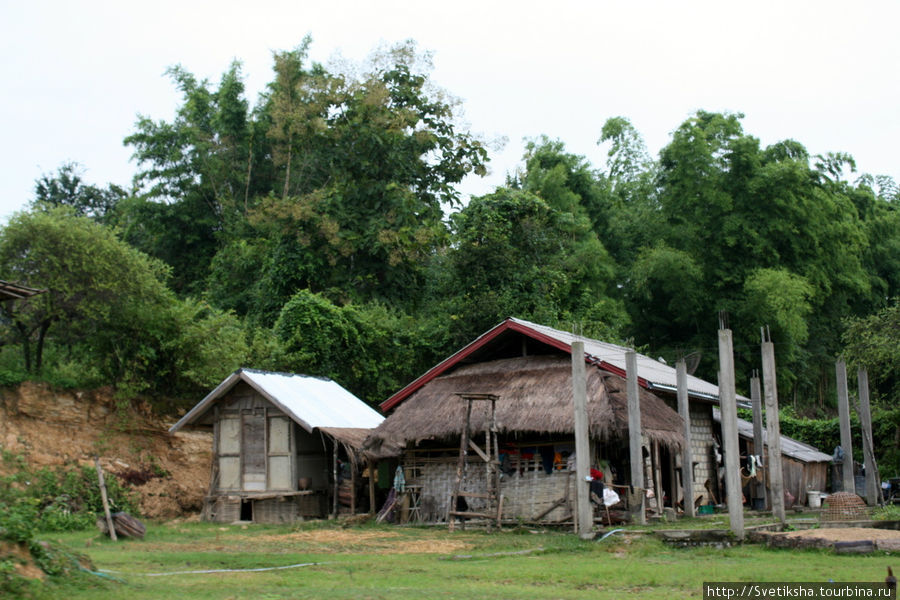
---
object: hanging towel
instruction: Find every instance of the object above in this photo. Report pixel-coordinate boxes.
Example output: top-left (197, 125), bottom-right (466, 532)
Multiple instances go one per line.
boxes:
top-left (393, 466), bottom-right (406, 492)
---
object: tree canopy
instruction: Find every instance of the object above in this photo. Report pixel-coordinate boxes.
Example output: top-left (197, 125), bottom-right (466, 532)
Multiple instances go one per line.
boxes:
top-left (1, 39), bottom-right (898, 417)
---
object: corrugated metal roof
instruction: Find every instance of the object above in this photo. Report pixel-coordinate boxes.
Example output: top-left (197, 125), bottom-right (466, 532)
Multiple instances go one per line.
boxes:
top-left (712, 407), bottom-right (833, 464)
top-left (509, 318), bottom-right (738, 402)
top-left (169, 369), bottom-right (383, 434)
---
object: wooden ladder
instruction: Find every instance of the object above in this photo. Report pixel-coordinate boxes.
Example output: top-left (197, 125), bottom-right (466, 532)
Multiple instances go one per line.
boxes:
top-left (448, 393), bottom-right (503, 531)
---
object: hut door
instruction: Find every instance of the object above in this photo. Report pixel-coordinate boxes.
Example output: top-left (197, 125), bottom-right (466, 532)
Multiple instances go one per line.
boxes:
top-left (267, 416), bottom-right (293, 490)
top-left (242, 410), bottom-right (266, 491)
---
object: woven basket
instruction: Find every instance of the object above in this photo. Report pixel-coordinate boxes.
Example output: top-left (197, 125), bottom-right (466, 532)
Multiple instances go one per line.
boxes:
top-left (820, 491), bottom-right (868, 521)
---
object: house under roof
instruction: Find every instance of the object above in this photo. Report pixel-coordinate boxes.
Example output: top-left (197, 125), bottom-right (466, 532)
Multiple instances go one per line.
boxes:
top-left (381, 317), bottom-right (742, 413)
top-left (172, 369), bottom-right (384, 523)
top-left (170, 368), bottom-right (383, 446)
top-left (712, 408), bottom-right (832, 465)
top-left (367, 354), bottom-right (684, 456)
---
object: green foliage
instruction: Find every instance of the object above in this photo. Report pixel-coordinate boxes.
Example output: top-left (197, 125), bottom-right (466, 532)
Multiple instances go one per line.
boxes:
top-left (31, 162), bottom-right (126, 223)
top-left (0, 455), bottom-right (136, 594)
top-left (272, 290), bottom-right (430, 404)
top-left (0, 208), bottom-right (173, 375)
top-left (128, 39), bottom-right (488, 312)
top-left (438, 185), bottom-right (626, 347)
top-left (743, 404), bottom-right (900, 477)
top-left (630, 110), bottom-right (875, 402)
top-left (842, 299), bottom-right (900, 399)
top-left (0, 209), bottom-right (246, 401)
top-left (1, 455), bottom-right (139, 536)
top-left (8, 42), bottom-right (900, 418)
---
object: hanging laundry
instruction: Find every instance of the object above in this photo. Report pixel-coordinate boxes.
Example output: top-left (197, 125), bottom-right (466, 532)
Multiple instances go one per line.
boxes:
top-left (393, 466), bottom-right (406, 493)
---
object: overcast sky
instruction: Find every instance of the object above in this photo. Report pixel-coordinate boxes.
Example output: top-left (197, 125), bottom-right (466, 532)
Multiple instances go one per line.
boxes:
top-left (2, 1), bottom-right (898, 223)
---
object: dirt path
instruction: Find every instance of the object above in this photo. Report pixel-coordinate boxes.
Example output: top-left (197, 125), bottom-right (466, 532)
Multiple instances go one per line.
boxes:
top-left (781, 528), bottom-right (900, 543)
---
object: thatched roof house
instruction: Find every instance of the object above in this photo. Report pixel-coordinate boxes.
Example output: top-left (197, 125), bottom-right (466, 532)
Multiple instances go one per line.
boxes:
top-left (367, 355), bottom-right (683, 455)
top-left (367, 318), bottom-right (724, 524)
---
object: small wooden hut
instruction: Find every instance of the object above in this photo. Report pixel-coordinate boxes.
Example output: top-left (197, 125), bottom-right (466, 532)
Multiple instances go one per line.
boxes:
top-left (169, 369), bottom-right (383, 523)
top-left (713, 408), bottom-right (832, 507)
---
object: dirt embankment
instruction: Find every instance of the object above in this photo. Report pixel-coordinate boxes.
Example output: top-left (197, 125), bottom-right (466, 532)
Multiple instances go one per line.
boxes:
top-left (0, 382), bottom-right (210, 520)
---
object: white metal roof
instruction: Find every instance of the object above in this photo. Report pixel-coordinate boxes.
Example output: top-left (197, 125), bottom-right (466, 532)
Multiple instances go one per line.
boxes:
top-left (169, 369), bottom-right (383, 433)
top-left (510, 317), bottom-right (742, 402)
top-left (712, 407), bottom-right (833, 463)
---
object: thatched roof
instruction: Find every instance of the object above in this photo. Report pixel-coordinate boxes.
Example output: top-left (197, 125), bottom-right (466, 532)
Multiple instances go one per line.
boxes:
top-left (366, 355), bottom-right (683, 457)
top-left (319, 427), bottom-right (375, 451)
top-left (320, 427), bottom-right (378, 465)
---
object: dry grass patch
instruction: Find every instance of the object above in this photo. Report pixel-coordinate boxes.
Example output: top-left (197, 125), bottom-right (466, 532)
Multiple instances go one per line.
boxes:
top-left (255, 528), bottom-right (473, 554)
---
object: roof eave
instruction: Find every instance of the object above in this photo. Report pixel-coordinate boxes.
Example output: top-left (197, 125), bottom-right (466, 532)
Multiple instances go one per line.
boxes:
top-left (168, 368), bottom-right (316, 434)
top-left (168, 370), bottom-right (245, 433)
top-left (380, 318), bottom-right (657, 413)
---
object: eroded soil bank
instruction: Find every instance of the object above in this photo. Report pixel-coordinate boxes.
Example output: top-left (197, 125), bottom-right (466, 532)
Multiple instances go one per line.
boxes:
top-left (0, 382), bottom-right (210, 519)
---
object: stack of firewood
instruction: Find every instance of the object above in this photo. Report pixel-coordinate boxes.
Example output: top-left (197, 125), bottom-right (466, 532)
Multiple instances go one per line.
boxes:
top-left (96, 512), bottom-right (146, 539)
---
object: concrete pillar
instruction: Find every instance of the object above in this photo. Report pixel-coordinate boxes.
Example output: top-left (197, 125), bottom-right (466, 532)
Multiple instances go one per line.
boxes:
top-left (626, 350), bottom-right (645, 525)
top-left (676, 359), bottom-right (695, 518)
top-left (717, 326), bottom-right (744, 538)
top-left (761, 336), bottom-right (785, 523)
top-left (571, 341), bottom-right (593, 538)
top-left (750, 373), bottom-right (767, 509)
top-left (836, 359), bottom-right (855, 493)
top-left (858, 367), bottom-right (878, 505)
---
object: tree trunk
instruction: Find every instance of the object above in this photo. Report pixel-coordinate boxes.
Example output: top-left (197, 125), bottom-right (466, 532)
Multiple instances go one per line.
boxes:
top-left (34, 319), bottom-right (52, 373)
top-left (14, 320), bottom-right (32, 373)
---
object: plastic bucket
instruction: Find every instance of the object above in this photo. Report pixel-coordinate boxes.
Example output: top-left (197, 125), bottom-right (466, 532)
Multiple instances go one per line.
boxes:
top-left (807, 491), bottom-right (823, 508)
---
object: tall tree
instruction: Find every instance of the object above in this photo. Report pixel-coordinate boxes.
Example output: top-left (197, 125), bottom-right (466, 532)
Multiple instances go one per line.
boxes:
top-left (31, 162), bottom-right (125, 222)
top-left (0, 208), bottom-right (172, 374)
top-left (246, 41), bottom-right (489, 317)
top-left (632, 111), bottom-right (871, 401)
top-left (122, 60), bottom-right (262, 294)
top-left (438, 187), bottom-right (626, 346)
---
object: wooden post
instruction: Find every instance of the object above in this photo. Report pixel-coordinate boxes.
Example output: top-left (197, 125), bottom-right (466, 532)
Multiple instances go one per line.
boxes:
top-left (836, 359), bottom-right (855, 494)
top-left (651, 440), bottom-right (663, 515)
top-left (94, 457), bottom-right (117, 541)
top-left (350, 453), bottom-right (357, 515)
top-left (368, 458), bottom-right (376, 516)
top-left (750, 372), bottom-right (767, 509)
top-left (717, 322), bottom-right (744, 538)
top-left (676, 359), bottom-right (695, 518)
top-left (626, 350), bottom-right (645, 525)
top-left (761, 330), bottom-right (785, 523)
top-left (332, 441), bottom-right (339, 518)
top-left (571, 341), bottom-right (593, 538)
top-left (449, 399), bottom-right (473, 531)
top-left (858, 367), bottom-right (879, 505)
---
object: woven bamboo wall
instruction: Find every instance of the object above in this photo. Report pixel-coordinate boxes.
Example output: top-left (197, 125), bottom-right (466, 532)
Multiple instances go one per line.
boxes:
top-left (411, 456), bottom-right (573, 523)
top-left (204, 493), bottom-right (326, 523)
top-left (253, 498), bottom-right (299, 523)
top-left (205, 497), bottom-right (241, 523)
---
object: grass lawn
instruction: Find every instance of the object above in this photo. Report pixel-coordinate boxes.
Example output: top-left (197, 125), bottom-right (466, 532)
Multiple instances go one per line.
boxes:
top-left (27, 519), bottom-right (898, 600)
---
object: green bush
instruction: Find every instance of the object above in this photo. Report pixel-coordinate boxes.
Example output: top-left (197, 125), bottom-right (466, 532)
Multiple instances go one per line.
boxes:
top-left (1, 453), bottom-right (139, 536)
top-left (739, 405), bottom-right (900, 478)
